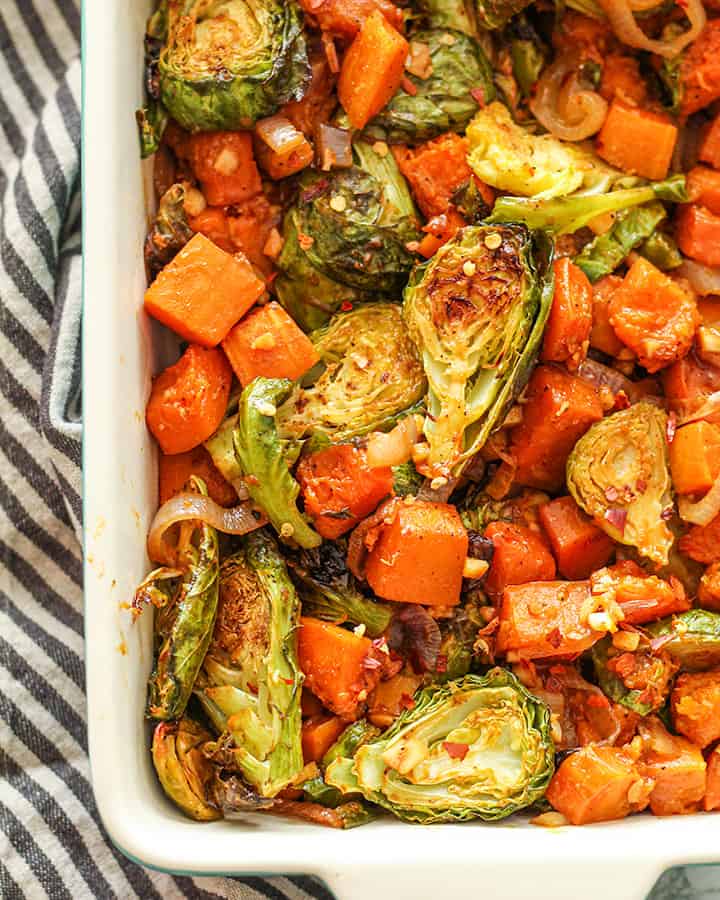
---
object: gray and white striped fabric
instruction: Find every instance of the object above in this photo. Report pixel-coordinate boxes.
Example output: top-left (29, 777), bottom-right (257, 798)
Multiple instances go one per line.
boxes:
top-left (0, 2), bottom-right (330, 897)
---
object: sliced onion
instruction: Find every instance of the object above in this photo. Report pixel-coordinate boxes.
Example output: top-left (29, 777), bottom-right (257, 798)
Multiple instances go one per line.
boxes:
top-left (577, 358), bottom-right (634, 397)
top-left (347, 499), bottom-right (398, 580)
top-left (530, 57), bottom-right (608, 141)
top-left (316, 124), bottom-right (352, 172)
top-left (677, 259), bottom-right (720, 296)
top-left (678, 390), bottom-right (720, 425)
top-left (255, 115), bottom-right (306, 156)
top-left (366, 416), bottom-right (421, 468)
top-left (678, 471), bottom-right (720, 526)
top-left (387, 604), bottom-right (442, 672)
top-left (597, 0), bottom-right (706, 59)
top-left (147, 492), bottom-right (266, 564)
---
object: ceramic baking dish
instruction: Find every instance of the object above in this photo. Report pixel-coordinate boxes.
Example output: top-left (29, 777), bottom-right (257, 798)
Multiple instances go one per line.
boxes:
top-left (82, 2), bottom-right (720, 896)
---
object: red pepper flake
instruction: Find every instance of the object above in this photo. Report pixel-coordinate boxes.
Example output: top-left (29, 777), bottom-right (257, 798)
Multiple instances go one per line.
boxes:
top-left (470, 86), bottom-right (487, 106)
top-left (636, 478), bottom-right (648, 493)
top-left (666, 411), bottom-right (677, 445)
top-left (401, 76), bottom-right (418, 96)
top-left (281, 677), bottom-right (295, 685)
top-left (605, 508), bottom-right (628, 534)
top-left (400, 693), bottom-right (415, 710)
top-left (435, 654), bottom-right (447, 673)
top-left (442, 741), bottom-right (469, 760)
top-left (340, 300), bottom-right (353, 311)
top-left (547, 628), bottom-right (563, 649)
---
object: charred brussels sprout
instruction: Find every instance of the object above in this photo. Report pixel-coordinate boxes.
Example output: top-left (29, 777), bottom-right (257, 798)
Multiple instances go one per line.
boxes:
top-left (158, 0), bottom-right (310, 132)
top-left (287, 543), bottom-right (393, 638)
top-left (363, 29), bottom-right (494, 146)
top-left (139, 477), bottom-right (220, 721)
top-left (277, 303), bottom-right (427, 442)
top-left (592, 637), bottom-right (677, 716)
top-left (145, 183), bottom-right (194, 280)
top-left (326, 668), bottom-right (554, 823)
top-left (647, 610), bottom-right (720, 672)
top-left (302, 720), bottom-right (381, 807)
top-left (474, 0), bottom-right (533, 29)
top-left (152, 717), bottom-right (220, 821)
top-left (417, 0), bottom-right (478, 35)
top-left (234, 378), bottom-right (321, 548)
top-left (276, 142), bottom-right (420, 331)
top-left (403, 224), bottom-right (554, 479)
top-left (566, 401), bottom-right (673, 566)
top-left (195, 531), bottom-right (304, 797)
top-left (433, 595), bottom-right (486, 682)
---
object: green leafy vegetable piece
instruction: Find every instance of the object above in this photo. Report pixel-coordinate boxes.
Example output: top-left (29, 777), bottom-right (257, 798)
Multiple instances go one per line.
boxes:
top-left (136, 99), bottom-right (168, 159)
top-left (151, 717), bottom-right (221, 820)
top-left (508, 15), bottom-right (547, 98)
top-left (325, 668), bottom-right (555, 823)
top-left (287, 543), bottom-right (393, 638)
top-left (416, 0), bottom-right (478, 35)
top-left (144, 183), bottom-right (194, 280)
top-left (566, 401), bottom-right (673, 566)
top-left (140, 477), bottom-right (220, 721)
top-left (234, 378), bottom-right (321, 548)
top-left (573, 202), bottom-right (667, 282)
top-left (277, 303), bottom-right (427, 443)
top-left (363, 29), bottom-right (495, 145)
top-left (592, 636), bottom-right (676, 715)
top-left (302, 720), bottom-right (382, 807)
top-left (392, 460), bottom-right (424, 497)
top-left (639, 230), bottom-right (682, 271)
top-left (196, 531), bottom-right (304, 797)
top-left (403, 224), bottom-right (554, 478)
top-left (433, 595), bottom-right (486, 682)
top-left (647, 610), bottom-right (720, 672)
top-left (474, 0), bottom-right (533, 29)
top-left (158, 0), bottom-right (310, 132)
top-left (489, 175), bottom-right (687, 236)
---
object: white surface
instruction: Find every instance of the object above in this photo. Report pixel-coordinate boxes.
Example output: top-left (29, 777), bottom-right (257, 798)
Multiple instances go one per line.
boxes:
top-left (82, 3), bottom-right (720, 897)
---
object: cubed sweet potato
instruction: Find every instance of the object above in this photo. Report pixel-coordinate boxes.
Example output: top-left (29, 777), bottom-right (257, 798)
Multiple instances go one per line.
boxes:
top-left (539, 496), bottom-right (614, 580)
top-left (159, 446), bottom-right (237, 507)
top-left (364, 500), bottom-right (468, 606)
top-left (596, 99), bottom-right (677, 181)
top-left (509, 365), bottom-right (603, 492)
top-left (672, 670), bottom-right (720, 748)
top-left (640, 717), bottom-right (707, 816)
top-left (704, 745), bottom-right (720, 811)
top-left (483, 521), bottom-right (556, 598)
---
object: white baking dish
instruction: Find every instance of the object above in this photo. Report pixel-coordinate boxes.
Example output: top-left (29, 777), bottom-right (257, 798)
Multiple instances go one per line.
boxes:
top-left (82, 3), bottom-right (720, 896)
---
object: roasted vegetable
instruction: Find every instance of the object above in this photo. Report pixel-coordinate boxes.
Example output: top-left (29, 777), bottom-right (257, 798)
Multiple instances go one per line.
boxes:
top-left (157, 0), bottom-right (310, 132)
top-left (433, 595), bottom-right (486, 682)
top-left (152, 717), bottom-right (220, 821)
top-left (362, 29), bottom-right (494, 145)
top-left (277, 304), bottom-right (426, 442)
top-left (638, 230), bottom-right (682, 271)
top-left (392, 460), bottom-right (424, 497)
top-left (326, 668), bottom-right (554, 823)
top-left (137, 99), bottom-right (168, 159)
top-left (647, 610), bottom-right (720, 672)
top-left (195, 531), bottom-right (304, 797)
top-left (144, 183), bottom-right (193, 280)
top-left (403, 224), bottom-right (554, 478)
top-left (417, 0), bottom-right (478, 35)
top-left (276, 143), bottom-right (420, 330)
top-left (474, 0), bottom-right (533, 29)
top-left (234, 378), bottom-right (321, 549)
top-left (140, 477), bottom-right (220, 720)
top-left (302, 719), bottom-right (381, 807)
top-left (592, 636), bottom-right (676, 715)
top-left (566, 401), bottom-right (674, 567)
top-left (287, 542), bottom-right (393, 638)
top-left (508, 14), bottom-right (547, 98)
top-left (573, 202), bottom-right (667, 283)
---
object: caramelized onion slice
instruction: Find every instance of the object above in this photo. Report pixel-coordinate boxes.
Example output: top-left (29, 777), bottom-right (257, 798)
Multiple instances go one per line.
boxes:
top-left (530, 57), bottom-right (608, 141)
top-left (678, 472), bottom-right (720, 526)
top-left (597, 0), bottom-right (706, 59)
top-left (148, 493), bottom-right (266, 564)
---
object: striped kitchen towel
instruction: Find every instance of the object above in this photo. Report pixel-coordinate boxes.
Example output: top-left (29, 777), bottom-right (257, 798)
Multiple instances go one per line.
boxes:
top-left (0, 2), bottom-right (331, 897)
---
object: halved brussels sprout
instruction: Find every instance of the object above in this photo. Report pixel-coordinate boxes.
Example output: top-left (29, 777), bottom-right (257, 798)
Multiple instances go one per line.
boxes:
top-left (158, 0), bottom-right (310, 132)
top-left (152, 717), bottom-right (220, 821)
top-left (473, 0), bottom-right (533, 29)
top-left (326, 668), bottom-right (554, 823)
top-left (275, 142), bottom-right (420, 331)
top-left (403, 224), bottom-right (554, 478)
top-left (592, 636), bottom-right (677, 716)
top-left (234, 378), bottom-right (321, 548)
top-left (647, 610), bottom-right (720, 672)
top-left (195, 531), bottom-right (304, 797)
top-left (566, 401), bottom-right (673, 566)
top-left (302, 719), bottom-right (381, 807)
top-left (145, 183), bottom-right (194, 279)
top-left (416, 0), bottom-right (478, 35)
top-left (277, 303), bottom-right (427, 443)
top-left (138, 477), bottom-right (220, 721)
top-left (363, 29), bottom-right (494, 146)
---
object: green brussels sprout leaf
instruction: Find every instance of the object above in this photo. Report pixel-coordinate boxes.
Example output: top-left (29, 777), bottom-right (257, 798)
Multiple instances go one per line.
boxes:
top-left (592, 636), bottom-right (676, 716)
top-left (647, 610), bottom-right (720, 672)
top-left (145, 183), bottom-right (194, 280)
top-left (152, 717), bottom-right (221, 821)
